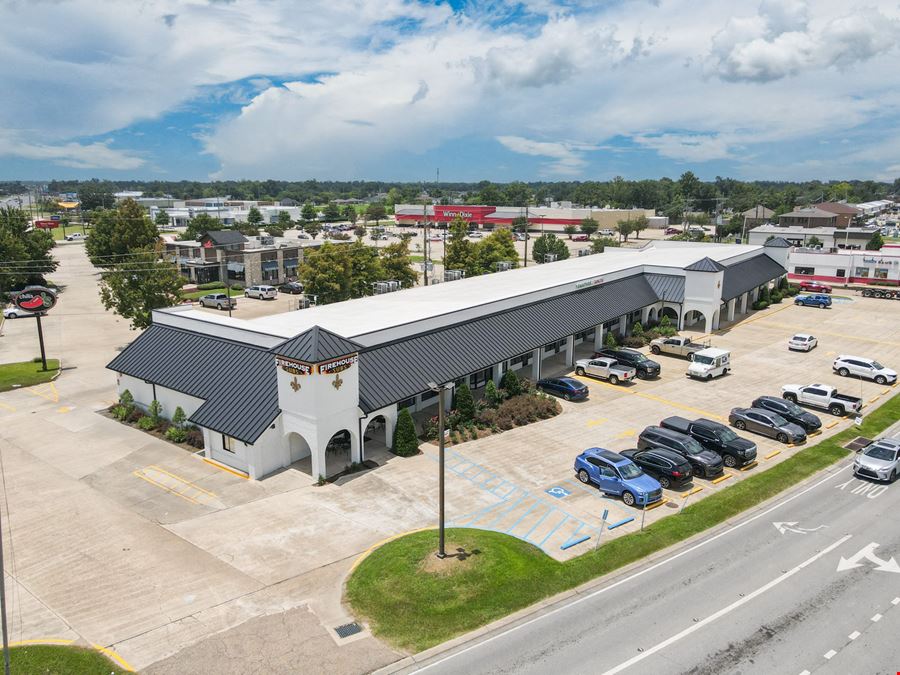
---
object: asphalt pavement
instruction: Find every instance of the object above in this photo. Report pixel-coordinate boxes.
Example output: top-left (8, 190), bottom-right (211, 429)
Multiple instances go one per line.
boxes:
top-left (399, 429), bottom-right (900, 675)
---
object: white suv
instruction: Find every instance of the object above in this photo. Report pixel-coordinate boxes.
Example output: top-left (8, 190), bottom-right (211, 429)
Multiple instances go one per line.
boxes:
top-left (833, 355), bottom-right (897, 385)
top-left (245, 285), bottom-right (277, 300)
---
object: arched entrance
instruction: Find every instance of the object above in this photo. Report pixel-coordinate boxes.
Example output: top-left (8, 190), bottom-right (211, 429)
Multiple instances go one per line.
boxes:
top-left (325, 429), bottom-right (354, 474)
top-left (647, 306), bottom-right (658, 324)
top-left (364, 416), bottom-right (387, 447)
top-left (288, 432), bottom-right (311, 463)
top-left (683, 309), bottom-right (706, 328)
top-left (660, 306), bottom-right (678, 322)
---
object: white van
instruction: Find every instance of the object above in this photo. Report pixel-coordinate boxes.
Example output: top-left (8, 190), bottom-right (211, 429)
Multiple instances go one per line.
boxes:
top-left (687, 347), bottom-right (731, 380)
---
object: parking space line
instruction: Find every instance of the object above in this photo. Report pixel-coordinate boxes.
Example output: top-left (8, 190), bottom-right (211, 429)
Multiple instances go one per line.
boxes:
top-left (523, 507), bottom-right (553, 542)
top-left (756, 320), bottom-right (900, 347)
top-left (538, 515), bottom-right (569, 547)
top-left (149, 465), bottom-right (218, 498)
top-left (711, 473), bottom-right (733, 485)
top-left (573, 376), bottom-right (726, 421)
top-left (484, 494), bottom-right (527, 529)
top-left (508, 502), bottom-right (542, 533)
top-left (454, 500), bottom-right (506, 527)
top-left (0, 402), bottom-right (15, 412)
top-left (25, 382), bottom-right (59, 403)
top-left (764, 450), bottom-right (781, 460)
top-left (133, 470), bottom-right (200, 505)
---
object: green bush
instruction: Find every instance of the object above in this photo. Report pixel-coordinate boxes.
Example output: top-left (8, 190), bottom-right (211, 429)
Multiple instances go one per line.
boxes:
top-left (185, 426), bottom-right (204, 449)
top-left (455, 384), bottom-right (476, 423)
top-left (605, 331), bottom-right (618, 349)
top-left (148, 399), bottom-right (163, 425)
top-left (172, 406), bottom-right (187, 428)
top-left (166, 426), bottom-right (187, 443)
top-left (476, 408), bottom-right (498, 428)
top-left (137, 416), bottom-right (156, 431)
top-left (631, 321), bottom-right (644, 338)
top-left (111, 404), bottom-right (128, 421)
top-left (485, 379), bottom-right (503, 407)
top-left (752, 300), bottom-right (769, 310)
top-left (392, 408), bottom-right (420, 457)
top-left (499, 369), bottom-right (522, 397)
top-left (770, 292), bottom-right (783, 304)
top-left (119, 389), bottom-right (135, 412)
top-left (778, 276), bottom-right (789, 291)
top-left (622, 336), bottom-right (645, 348)
top-left (197, 281), bottom-right (227, 290)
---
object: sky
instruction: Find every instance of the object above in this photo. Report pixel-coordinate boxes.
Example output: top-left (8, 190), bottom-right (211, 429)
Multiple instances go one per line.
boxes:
top-left (1, 0), bottom-right (899, 183)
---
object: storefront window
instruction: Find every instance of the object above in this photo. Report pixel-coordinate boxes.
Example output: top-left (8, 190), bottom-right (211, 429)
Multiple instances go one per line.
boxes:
top-left (398, 396), bottom-right (416, 409)
top-left (874, 268), bottom-right (889, 279)
top-left (284, 257), bottom-right (299, 277)
top-left (469, 367), bottom-right (492, 390)
top-left (794, 266), bottom-right (814, 275)
top-left (227, 262), bottom-right (245, 280)
top-left (222, 435), bottom-right (236, 453)
top-left (510, 351), bottom-right (533, 367)
top-left (855, 267), bottom-right (870, 278)
top-left (836, 269), bottom-right (846, 278)
top-left (262, 260), bottom-right (279, 281)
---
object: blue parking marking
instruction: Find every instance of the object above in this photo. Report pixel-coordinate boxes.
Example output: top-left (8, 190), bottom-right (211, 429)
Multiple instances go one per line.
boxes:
top-left (545, 486), bottom-right (571, 499)
top-left (539, 515), bottom-right (569, 547)
top-left (561, 534), bottom-right (590, 550)
top-left (489, 479), bottom-right (508, 495)
top-left (522, 506), bottom-right (552, 541)
top-left (454, 499), bottom-right (505, 526)
top-left (484, 494), bottom-right (527, 529)
top-left (506, 500), bottom-right (540, 533)
top-left (607, 517), bottom-right (634, 530)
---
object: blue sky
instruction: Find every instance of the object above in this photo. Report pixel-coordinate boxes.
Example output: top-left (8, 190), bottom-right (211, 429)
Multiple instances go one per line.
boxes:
top-left (1, 0), bottom-right (899, 183)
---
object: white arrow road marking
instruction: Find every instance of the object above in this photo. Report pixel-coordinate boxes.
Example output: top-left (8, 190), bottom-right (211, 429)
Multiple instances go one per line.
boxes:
top-left (836, 542), bottom-right (900, 574)
top-left (599, 535), bottom-right (852, 675)
top-left (773, 521), bottom-right (828, 535)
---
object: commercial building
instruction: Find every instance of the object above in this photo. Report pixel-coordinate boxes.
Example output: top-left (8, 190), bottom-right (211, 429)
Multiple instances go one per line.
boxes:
top-left (777, 208), bottom-right (838, 228)
top-left (788, 246), bottom-right (900, 287)
top-left (164, 231), bottom-right (323, 286)
top-left (150, 203), bottom-right (303, 228)
top-left (748, 224), bottom-right (878, 250)
top-left (109, 240), bottom-right (788, 481)
top-left (741, 205), bottom-right (775, 229)
top-left (393, 204), bottom-right (662, 230)
top-left (816, 202), bottom-right (861, 228)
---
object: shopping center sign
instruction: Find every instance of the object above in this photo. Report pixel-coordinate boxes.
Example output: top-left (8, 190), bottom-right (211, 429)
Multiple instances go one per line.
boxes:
top-left (12, 286), bottom-right (57, 313)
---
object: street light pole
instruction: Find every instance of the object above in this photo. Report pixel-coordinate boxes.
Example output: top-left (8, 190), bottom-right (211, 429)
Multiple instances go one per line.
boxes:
top-left (0, 500), bottom-right (9, 675)
top-left (523, 205), bottom-right (530, 268)
top-left (429, 381), bottom-right (448, 558)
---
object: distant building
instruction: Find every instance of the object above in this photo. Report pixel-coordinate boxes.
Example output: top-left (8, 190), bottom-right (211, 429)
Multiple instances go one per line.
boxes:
top-left (855, 200), bottom-right (894, 216)
top-left (776, 208), bottom-right (838, 229)
top-left (816, 202), bottom-right (860, 228)
top-left (114, 190), bottom-right (144, 201)
top-left (741, 205), bottom-right (774, 228)
top-left (788, 247), bottom-right (900, 287)
top-left (748, 224), bottom-right (876, 250)
top-left (392, 204), bottom-right (656, 230)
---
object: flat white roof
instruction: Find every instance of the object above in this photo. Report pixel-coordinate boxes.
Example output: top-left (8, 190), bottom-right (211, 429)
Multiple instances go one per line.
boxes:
top-left (158, 241), bottom-right (762, 342)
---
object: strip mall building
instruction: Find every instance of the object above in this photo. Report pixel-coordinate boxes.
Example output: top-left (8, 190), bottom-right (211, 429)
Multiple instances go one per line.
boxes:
top-left (108, 240), bottom-right (788, 481)
top-left (393, 204), bottom-right (664, 230)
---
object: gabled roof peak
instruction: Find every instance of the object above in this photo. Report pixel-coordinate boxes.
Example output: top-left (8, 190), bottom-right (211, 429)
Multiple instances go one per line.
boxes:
top-left (764, 237), bottom-right (792, 248)
top-left (275, 325), bottom-right (360, 362)
top-left (684, 257), bottom-right (726, 272)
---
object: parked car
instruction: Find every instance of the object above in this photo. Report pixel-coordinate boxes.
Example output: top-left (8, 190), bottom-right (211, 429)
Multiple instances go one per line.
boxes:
top-left (788, 333), bottom-right (818, 351)
top-left (751, 396), bottom-right (822, 433)
top-left (798, 281), bottom-right (832, 294)
top-left (794, 294), bottom-right (831, 308)
top-left (781, 383), bottom-right (863, 416)
top-left (598, 228), bottom-right (615, 237)
top-left (3, 306), bottom-right (38, 319)
top-left (573, 357), bottom-right (635, 385)
top-left (853, 437), bottom-right (900, 483)
top-left (278, 281), bottom-right (304, 294)
top-left (537, 377), bottom-right (589, 401)
top-left (572, 234), bottom-right (590, 242)
top-left (659, 416), bottom-right (757, 468)
top-left (637, 426), bottom-right (724, 478)
top-left (595, 348), bottom-right (661, 379)
top-left (686, 347), bottom-right (731, 380)
top-left (620, 448), bottom-right (693, 489)
top-left (664, 227), bottom-right (682, 235)
top-left (649, 336), bottom-right (709, 359)
top-left (245, 285), bottom-right (278, 300)
top-left (728, 408), bottom-right (807, 444)
top-left (64, 232), bottom-right (86, 241)
top-left (832, 355), bottom-right (897, 385)
top-left (573, 448), bottom-right (663, 507)
top-left (514, 232), bottom-right (530, 241)
top-left (198, 293), bottom-right (237, 310)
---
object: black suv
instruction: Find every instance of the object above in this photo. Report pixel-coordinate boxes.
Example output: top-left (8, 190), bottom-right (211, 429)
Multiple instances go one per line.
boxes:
top-left (637, 426), bottom-right (724, 478)
top-left (595, 348), bottom-right (661, 379)
top-left (751, 396), bottom-right (822, 433)
top-left (621, 448), bottom-right (692, 489)
top-left (659, 416), bottom-right (757, 468)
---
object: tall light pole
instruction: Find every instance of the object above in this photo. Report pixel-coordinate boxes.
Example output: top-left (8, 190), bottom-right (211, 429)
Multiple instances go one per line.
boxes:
top-left (523, 205), bottom-right (530, 268)
top-left (428, 381), bottom-right (449, 558)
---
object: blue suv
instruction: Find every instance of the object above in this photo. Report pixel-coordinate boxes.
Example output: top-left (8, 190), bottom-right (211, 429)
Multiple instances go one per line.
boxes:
top-left (794, 294), bottom-right (831, 308)
top-left (574, 448), bottom-right (663, 507)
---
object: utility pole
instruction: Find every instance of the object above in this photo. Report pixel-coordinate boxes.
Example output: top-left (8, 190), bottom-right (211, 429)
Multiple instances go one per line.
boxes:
top-left (523, 205), bottom-right (529, 268)
top-left (423, 200), bottom-right (429, 286)
top-left (0, 498), bottom-right (10, 675)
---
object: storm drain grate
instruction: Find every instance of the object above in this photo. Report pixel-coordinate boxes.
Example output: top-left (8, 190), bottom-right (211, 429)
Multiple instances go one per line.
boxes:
top-left (334, 622), bottom-right (363, 639)
top-left (844, 436), bottom-right (873, 452)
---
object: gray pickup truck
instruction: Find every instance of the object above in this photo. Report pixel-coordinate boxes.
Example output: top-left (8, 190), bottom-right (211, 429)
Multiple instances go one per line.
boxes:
top-left (574, 357), bottom-right (636, 385)
top-left (649, 336), bottom-right (710, 359)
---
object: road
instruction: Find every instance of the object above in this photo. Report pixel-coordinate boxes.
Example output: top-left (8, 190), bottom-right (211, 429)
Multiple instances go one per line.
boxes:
top-left (405, 437), bottom-right (900, 675)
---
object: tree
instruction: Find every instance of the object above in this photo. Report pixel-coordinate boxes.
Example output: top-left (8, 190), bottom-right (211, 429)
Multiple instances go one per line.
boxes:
top-left (591, 236), bottom-right (618, 253)
top-left (98, 247), bottom-right (183, 329)
top-left (247, 206), bottom-right (263, 225)
top-left (485, 379), bottom-right (503, 407)
top-left (631, 215), bottom-right (649, 239)
top-left (503, 181), bottom-right (531, 207)
top-left (154, 210), bottom-right (170, 228)
top-left (806, 235), bottom-right (823, 248)
top-left (0, 206), bottom-right (58, 294)
top-left (563, 224), bottom-right (577, 239)
top-left (365, 203), bottom-right (387, 226)
top-left (322, 202), bottom-right (342, 222)
top-left (266, 226), bottom-right (284, 237)
top-left (237, 220), bottom-right (261, 236)
top-left (678, 171), bottom-right (700, 199)
top-left (379, 239), bottom-right (418, 288)
top-left (579, 218), bottom-right (599, 237)
top-left (343, 204), bottom-right (358, 225)
top-left (353, 225), bottom-right (366, 239)
top-left (510, 216), bottom-right (529, 234)
top-left (391, 407), bottom-right (420, 457)
top-left (299, 242), bottom-right (352, 304)
top-left (86, 199), bottom-right (159, 267)
top-left (77, 182), bottom-right (115, 211)
top-left (301, 203), bottom-right (318, 222)
top-left (532, 233), bottom-right (569, 263)
top-left (455, 383), bottom-right (476, 422)
top-left (470, 228), bottom-right (518, 275)
top-left (348, 241), bottom-right (382, 298)
top-left (615, 219), bottom-right (635, 242)
top-left (444, 219), bottom-right (472, 272)
top-left (303, 222), bottom-right (322, 239)
top-left (277, 210), bottom-right (293, 228)
top-left (181, 213), bottom-right (220, 241)
top-left (866, 231), bottom-right (884, 251)
top-left (500, 369), bottom-right (522, 396)
top-left (605, 331), bottom-right (618, 349)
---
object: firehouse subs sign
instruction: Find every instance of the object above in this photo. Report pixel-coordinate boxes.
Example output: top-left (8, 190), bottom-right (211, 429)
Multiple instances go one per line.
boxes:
top-left (276, 354), bottom-right (358, 375)
top-left (276, 357), bottom-right (312, 376)
top-left (318, 354), bottom-right (359, 375)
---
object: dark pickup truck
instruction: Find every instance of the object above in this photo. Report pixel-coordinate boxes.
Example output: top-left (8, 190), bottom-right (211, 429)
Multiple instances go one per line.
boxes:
top-left (660, 416), bottom-right (757, 468)
top-left (594, 348), bottom-right (662, 379)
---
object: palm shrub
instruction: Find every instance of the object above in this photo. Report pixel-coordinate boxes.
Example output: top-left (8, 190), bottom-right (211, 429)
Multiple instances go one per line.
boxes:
top-left (392, 408), bottom-right (420, 457)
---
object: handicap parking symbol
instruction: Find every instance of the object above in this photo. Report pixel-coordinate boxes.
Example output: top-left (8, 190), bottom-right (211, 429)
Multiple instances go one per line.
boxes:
top-left (545, 486), bottom-right (571, 499)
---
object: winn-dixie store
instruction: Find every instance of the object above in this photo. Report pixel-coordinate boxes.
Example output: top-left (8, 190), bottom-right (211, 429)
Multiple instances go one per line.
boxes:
top-left (393, 204), bottom-right (658, 230)
top-left (788, 247), bottom-right (900, 286)
top-left (108, 241), bottom-right (787, 480)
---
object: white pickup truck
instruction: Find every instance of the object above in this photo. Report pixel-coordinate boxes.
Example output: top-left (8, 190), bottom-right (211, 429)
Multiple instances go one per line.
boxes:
top-left (649, 336), bottom-right (710, 359)
top-left (781, 383), bottom-right (863, 417)
top-left (574, 357), bottom-right (636, 385)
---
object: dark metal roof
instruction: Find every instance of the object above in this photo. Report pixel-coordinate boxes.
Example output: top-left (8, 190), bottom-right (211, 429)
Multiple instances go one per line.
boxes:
top-left (202, 230), bottom-right (247, 246)
top-left (275, 326), bottom-right (360, 362)
top-left (645, 274), bottom-right (685, 303)
top-left (684, 257), bottom-right (726, 272)
top-left (107, 325), bottom-right (278, 444)
top-left (356, 275), bottom-right (659, 413)
top-left (721, 254), bottom-right (786, 301)
top-left (764, 237), bottom-right (791, 248)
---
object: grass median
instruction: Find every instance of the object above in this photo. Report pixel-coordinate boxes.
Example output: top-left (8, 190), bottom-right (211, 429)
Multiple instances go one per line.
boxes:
top-left (0, 644), bottom-right (126, 674)
top-left (347, 392), bottom-right (899, 653)
top-left (0, 359), bottom-right (60, 392)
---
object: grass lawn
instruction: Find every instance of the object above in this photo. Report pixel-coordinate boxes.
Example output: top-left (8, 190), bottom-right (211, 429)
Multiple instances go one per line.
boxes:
top-left (0, 359), bottom-right (60, 393)
top-left (1, 644), bottom-right (125, 674)
top-left (347, 392), bottom-right (900, 653)
top-left (180, 287), bottom-right (243, 300)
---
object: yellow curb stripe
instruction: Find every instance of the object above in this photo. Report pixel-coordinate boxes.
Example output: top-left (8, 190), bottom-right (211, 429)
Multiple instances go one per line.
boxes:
top-left (684, 486), bottom-right (704, 497)
top-left (201, 457), bottom-right (249, 479)
top-left (645, 498), bottom-right (668, 510)
top-left (868, 396), bottom-right (880, 404)
top-left (882, 388), bottom-right (891, 395)
top-left (132, 470), bottom-right (201, 505)
top-left (739, 461), bottom-right (759, 472)
top-left (0, 402), bottom-right (15, 412)
top-left (8, 638), bottom-right (74, 647)
top-left (764, 450), bottom-right (782, 460)
top-left (711, 473), bottom-right (733, 485)
top-left (825, 420), bottom-right (839, 429)
top-left (350, 527), bottom-right (435, 573)
top-left (148, 465), bottom-right (217, 498)
top-left (92, 643), bottom-right (136, 672)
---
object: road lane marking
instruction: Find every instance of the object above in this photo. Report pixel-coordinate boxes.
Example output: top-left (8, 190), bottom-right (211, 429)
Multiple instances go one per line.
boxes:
top-left (599, 535), bottom-right (853, 675)
top-left (586, 418), bottom-right (607, 428)
top-left (871, 613), bottom-right (882, 622)
top-left (412, 465), bottom-right (853, 674)
top-left (848, 631), bottom-right (860, 640)
top-left (823, 649), bottom-right (837, 660)
top-left (0, 402), bottom-right (15, 412)
top-left (571, 375), bottom-right (726, 421)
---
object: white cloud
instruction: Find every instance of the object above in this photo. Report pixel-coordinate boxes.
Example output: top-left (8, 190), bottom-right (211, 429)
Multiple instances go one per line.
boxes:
top-left (633, 133), bottom-right (733, 162)
top-left (496, 135), bottom-right (594, 174)
top-left (0, 132), bottom-right (145, 170)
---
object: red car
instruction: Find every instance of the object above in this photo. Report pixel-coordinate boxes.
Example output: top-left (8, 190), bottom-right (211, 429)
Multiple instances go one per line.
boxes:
top-left (572, 234), bottom-right (590, 241)
top-left (799, 281), bottom-right (832, 294)
top-left (665, 227), bottom-right (682, 235)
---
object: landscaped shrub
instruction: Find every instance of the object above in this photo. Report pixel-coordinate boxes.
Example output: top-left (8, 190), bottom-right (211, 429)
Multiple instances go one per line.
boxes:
top-left (605, 331), bottom-right (618, 349)
top-left (111, 404), bottom-right (128, 421)
top-left (423, 416), bottom-right (439, 440)
top-left (476, 408), bottom-right (498, 428)
top-left (148, 399), bottom-right (163, 425)
top-left (752, 300), bottom-right (769, 310)
top-left (392, 407), bottom-right (420, 457)
top-left (172, 406), bottom-right (186, 428)
top-left (119, 389), bottom-right (135, 412)
top-left (127, 408), bottom-right (144, 424)
top-left (770, 291), bottom-right (783, 304)
top-left (778, 276), bottom-right (789, 291)
top-left (185, 427), bottom-right (204, 448)
top-left (166, 426), bottom-right (187, 443)
top-left (455, 384), bottom-right (476, 423)
top-left (197, 281), bottom-right (227, 290)
top-left (631, 321), bottom-right (644, 338)
top-left (485, 379), bottom-right (503, 407)
top-left (621, 336), bottom-right (646, 348)
top-left (500, 369), bottom-right (522, 397)
top-left (137, 416), bottom-right (156, 431)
